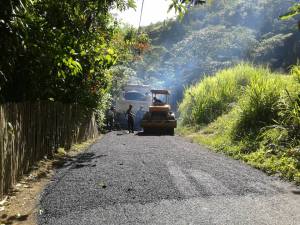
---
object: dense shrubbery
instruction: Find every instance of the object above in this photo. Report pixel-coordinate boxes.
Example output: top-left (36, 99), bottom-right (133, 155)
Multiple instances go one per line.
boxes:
top-left (178, 64), bottom-right (300, 182)
top-left (0, 0), bottom-right (152, 126)
top-left (233, 73), bottom-right (287, 137)
top-left (179, 64), bottom-right (276, 125)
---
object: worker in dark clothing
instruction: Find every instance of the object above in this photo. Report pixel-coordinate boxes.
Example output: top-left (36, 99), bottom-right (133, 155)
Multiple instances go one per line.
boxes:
top-left (153, 97), bottom-right (163, 104)
top-left (126, 104), bottom-right (135, 133)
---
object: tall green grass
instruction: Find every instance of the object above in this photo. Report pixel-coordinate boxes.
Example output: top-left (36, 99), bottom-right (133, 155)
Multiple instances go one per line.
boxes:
top-left (178, 63), bottom-right (300, 183)
top-left (179, 63), bottom-right (278, 125)
top-left (233, 74), bottom-right (286, 138)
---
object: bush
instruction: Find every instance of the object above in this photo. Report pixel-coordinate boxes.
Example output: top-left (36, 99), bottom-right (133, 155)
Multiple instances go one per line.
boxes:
top-left (233, 74), bottom-right (286, 138)
top-left (179, 63), bottom-right (277, 125)
top-left (276, 69), bottom-right (300, 145)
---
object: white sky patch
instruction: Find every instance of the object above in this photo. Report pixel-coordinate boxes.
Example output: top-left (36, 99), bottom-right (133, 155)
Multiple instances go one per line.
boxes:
top-left (112, 0), bottom-right (176, 27)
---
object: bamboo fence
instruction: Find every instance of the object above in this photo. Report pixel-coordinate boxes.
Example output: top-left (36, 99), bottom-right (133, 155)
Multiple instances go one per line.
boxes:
top-left (0, 102), bottom-right (99, 198)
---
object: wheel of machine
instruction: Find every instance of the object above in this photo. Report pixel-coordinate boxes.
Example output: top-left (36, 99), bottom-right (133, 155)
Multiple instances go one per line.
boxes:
top-left (168, 128), bottom-right (174, 136)
top-left (143, 128), bottom-right (151, 135)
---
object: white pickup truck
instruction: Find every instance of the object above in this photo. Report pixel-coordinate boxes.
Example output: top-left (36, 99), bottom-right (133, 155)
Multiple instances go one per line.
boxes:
top-left (115, 84), bottom-right (152, 129)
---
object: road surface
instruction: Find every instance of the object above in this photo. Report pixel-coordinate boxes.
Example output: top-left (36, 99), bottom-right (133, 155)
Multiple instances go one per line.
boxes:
top-left (38, 132), bottom-right (300, 225)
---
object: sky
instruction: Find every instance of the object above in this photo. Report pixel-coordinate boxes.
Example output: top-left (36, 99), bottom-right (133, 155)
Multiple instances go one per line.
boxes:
top-left (113, 0), bottom-right (176, 27)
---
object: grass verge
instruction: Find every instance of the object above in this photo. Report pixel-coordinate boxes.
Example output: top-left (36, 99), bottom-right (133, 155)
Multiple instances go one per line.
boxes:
top-left (177, 63), bottom-right (300, 184)
top-left (177, 114), bottom-right (300, 184)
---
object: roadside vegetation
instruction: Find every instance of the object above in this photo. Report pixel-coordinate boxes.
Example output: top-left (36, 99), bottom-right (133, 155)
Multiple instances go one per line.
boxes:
top-left (0, 0), bottom-right (151, 127)
top-left (178, 63), bottom-right (300, 183)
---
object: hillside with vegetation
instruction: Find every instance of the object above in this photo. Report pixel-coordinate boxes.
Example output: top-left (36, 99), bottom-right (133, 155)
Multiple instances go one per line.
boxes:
top-left (131, 0), bottom-right (300, 105)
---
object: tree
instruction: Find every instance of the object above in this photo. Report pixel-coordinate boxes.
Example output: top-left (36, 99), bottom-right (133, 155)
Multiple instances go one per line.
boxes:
top-left (280, 3), bottom-right (300, 20)
top-left (169, 0), bottom-right (207, 18)
top-left (0, 0), bottom-right (136, 106)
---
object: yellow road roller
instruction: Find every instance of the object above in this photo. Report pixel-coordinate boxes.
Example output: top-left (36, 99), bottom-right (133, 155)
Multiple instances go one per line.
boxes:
top-left (141, 89), bottom-right (177, 135)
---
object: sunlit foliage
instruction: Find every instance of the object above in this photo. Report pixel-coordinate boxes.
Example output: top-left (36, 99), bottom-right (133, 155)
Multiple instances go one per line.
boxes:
top-left (280, 3), bottom-right (300, 20)
top-left (0, 0), bottom-right (136, 105)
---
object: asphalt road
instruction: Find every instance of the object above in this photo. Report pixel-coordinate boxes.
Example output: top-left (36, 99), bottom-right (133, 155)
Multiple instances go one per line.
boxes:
top-left (38, 132), bottom-right (300, 225)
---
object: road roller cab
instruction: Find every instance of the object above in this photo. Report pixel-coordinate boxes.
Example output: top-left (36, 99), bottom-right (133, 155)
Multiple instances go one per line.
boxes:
top-left (141, 90), bottom-right (177, 135)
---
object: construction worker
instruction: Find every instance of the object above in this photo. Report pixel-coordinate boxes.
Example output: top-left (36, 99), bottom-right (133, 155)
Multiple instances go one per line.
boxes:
top-left (153, 96), bottom-right (162, 104)
top-left (126, 104), bottom-right (135, 133)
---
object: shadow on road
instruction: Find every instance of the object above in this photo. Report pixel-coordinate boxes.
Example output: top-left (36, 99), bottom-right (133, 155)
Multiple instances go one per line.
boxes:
top-left (136, 131), bottom-right (173, 136)
top-left (53, 152), bottom-right (107, 170)
top-left (291, 190), bottom-right (300, 195)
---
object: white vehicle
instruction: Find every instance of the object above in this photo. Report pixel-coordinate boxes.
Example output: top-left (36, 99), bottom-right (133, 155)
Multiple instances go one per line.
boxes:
top-left (115, 84), bottom-right (152, 129)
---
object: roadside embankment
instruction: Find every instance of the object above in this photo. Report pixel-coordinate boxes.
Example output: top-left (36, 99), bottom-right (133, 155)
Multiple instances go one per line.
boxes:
top-left (178, 63), bottom-right (300, 184)
top-left (0, 102), bottom-right (99, 198)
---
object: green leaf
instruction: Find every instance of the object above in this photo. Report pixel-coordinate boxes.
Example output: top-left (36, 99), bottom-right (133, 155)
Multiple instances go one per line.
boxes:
top-left (70, 49), bottom-right (76, 55)
top-left (107, 48), bottom-right (114, 55)
top-left (127, 0), bottom-right (136, 9)
top-left (280, 4), bottom-right (300, 20)
top-left (58, 70), bottom-right (66, 78)
top-left (105, 55), bottom-right (112, 64)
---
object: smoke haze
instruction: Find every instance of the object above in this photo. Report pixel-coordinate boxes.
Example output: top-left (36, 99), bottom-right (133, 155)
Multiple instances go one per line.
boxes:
top-left (129, 0), bottom-right (299, 108)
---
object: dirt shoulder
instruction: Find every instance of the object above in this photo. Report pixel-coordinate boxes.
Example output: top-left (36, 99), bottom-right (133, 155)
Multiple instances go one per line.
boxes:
top-left (0, 138), bottom-right (100, 225)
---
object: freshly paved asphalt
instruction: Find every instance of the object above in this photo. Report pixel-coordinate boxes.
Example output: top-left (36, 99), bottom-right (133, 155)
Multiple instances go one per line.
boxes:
top-left (38, 132), bottom-right (300, 225)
